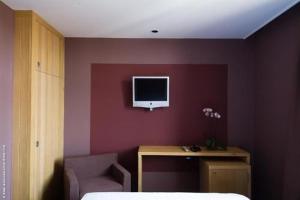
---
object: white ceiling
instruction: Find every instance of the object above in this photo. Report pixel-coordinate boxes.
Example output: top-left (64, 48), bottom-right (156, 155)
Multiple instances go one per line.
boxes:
top-left (3, 0), bottom-right (299, 38)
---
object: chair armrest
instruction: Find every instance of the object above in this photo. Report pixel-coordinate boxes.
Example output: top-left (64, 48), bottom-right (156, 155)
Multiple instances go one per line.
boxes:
top-left (64, 168), bottom-right (80, 200)
top-left (112, 163), bottom-right (131, 191)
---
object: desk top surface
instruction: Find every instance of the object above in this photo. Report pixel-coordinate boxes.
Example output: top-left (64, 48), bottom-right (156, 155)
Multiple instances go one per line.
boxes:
top-left (138, 145), bottom-right (250, 158)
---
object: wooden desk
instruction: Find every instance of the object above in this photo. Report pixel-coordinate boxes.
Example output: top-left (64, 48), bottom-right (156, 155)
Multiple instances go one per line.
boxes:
top-left (138, 145), bottom-right (250, 192)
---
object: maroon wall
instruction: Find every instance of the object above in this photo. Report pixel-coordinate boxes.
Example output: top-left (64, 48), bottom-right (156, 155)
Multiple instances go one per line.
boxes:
top-left (250, 3), bottom-right (300, 200)
top-left (91, 64), bottom-right (227, 169)
top-left (65, 38), bottom-right (255, 192)
top-left (0, 2), bottom-right (14, 200)
top-left (65, 39), bottom-right (255, 158)
top-left (90, 64), bottom-right (228, 191)
top-left (62, 3), bottom-right (299, 197)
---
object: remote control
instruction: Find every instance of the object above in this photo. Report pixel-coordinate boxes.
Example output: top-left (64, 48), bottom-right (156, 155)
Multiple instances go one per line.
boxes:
top-left (182, 146), bottom-right (190, 152)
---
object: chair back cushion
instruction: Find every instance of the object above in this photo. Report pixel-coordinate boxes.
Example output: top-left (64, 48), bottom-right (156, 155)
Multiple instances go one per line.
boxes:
top-left (65, 153), bottom-right (117, 180)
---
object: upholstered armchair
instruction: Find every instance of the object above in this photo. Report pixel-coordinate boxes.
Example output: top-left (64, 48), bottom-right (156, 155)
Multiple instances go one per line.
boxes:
top-left (64, 153), bottom-right (131, 200)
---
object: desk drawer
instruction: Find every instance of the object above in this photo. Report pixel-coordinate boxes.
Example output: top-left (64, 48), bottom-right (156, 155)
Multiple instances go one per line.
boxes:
top-left (199, 160), bottom-right (251, 197)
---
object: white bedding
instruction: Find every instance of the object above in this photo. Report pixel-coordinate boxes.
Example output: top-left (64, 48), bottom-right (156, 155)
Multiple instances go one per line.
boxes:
top-left (81, 192), bottom-right (249, 200)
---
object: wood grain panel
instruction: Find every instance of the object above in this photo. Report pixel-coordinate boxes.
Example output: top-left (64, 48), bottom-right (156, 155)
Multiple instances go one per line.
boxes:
top-left (138, 146), bottom-right (251, 192)
top-left (33, 71), bottom-right (64, 199)
top-left (12, 11), bottom-right (33, 200)
top-left (210, 168), bottom-right (249, 195)
top-left (13, 10), bottom-right (64, 200)
top-left (34, 14), bottom-right (63, 77)
top-left (200, 160), bottom-right (251, 197)
top-left (37, 20), bottom-right (48, 73)
top-left (139, 146), bottom-right (250, 161)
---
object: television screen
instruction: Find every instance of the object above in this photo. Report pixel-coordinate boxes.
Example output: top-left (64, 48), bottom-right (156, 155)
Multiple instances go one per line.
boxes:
top-left (132, 76), bottom-right (169, 110)
top-left (134, 78), bottom-right (167, 101)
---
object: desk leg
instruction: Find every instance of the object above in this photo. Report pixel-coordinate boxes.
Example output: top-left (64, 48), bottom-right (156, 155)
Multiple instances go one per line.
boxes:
top-left (138, 154), bottom-right (142, 192)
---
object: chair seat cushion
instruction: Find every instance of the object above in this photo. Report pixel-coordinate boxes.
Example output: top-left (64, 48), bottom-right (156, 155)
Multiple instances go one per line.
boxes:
top-left (79, 176), bottom-right (123, 198)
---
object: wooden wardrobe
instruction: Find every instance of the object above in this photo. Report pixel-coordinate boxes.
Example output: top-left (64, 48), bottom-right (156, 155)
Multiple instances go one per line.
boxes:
top-left (12, 11), bottom-right (64, 200)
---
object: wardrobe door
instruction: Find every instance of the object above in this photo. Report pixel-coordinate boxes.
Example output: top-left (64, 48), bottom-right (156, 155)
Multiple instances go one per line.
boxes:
top-left (35, 19), bottom-right (62, 77)
top-left (48, 30), bottom-right (61, 77)
top-left (33, 70), bottom-right (64, 200)
top-left (35, 20), bottom-right (46, 73)
top-left (32, 17), bottom-right (64, 200)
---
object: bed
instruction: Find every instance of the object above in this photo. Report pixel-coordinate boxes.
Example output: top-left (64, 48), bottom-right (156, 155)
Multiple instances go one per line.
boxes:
top-left (81, 192), bottom-right (250, 200)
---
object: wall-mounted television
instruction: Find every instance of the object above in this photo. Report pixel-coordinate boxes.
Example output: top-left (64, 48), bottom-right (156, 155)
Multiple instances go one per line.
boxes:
top-left (132, 76), bottom-right (169, 110)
